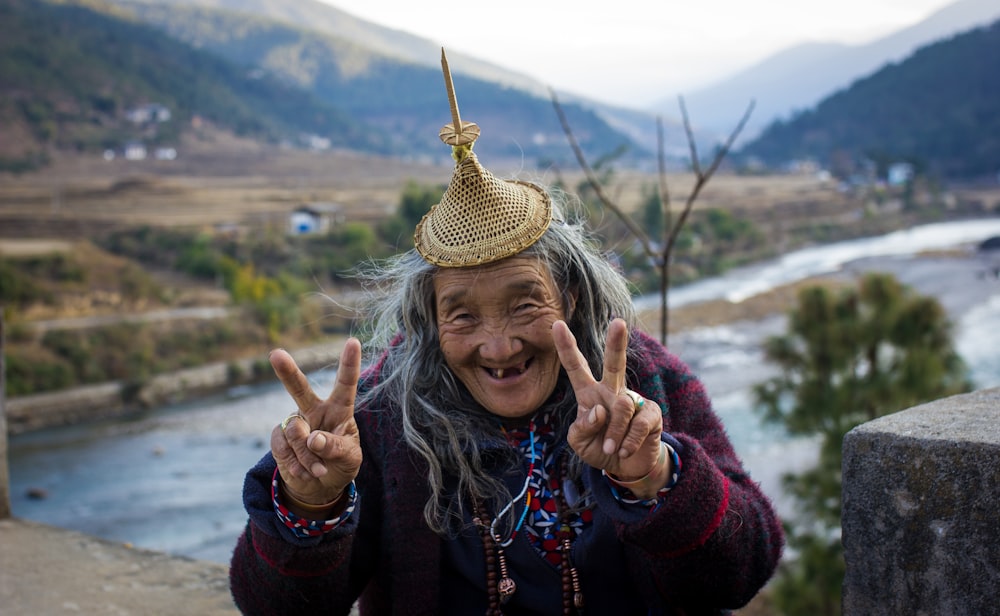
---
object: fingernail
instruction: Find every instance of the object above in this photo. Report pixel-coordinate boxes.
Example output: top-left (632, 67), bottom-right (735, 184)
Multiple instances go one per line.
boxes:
top-left (603, 438), bottom-right (615, 455)
top-left (311, 463), bottom-right (327, 477)
top-left (310, 433), bottom-right (328, 450)
top-left (618, 448), bottom-right (630, 459)
top-left (589, 407), bottom-right (599, 424)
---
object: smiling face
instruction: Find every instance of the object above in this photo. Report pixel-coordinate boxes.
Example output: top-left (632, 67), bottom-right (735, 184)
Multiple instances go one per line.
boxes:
top-left (434, 256), bottom-right (572, 420)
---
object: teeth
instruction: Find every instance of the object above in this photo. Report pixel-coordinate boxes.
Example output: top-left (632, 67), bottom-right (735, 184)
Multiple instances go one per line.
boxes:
top-left (491, 365), bottom-right (527, 379)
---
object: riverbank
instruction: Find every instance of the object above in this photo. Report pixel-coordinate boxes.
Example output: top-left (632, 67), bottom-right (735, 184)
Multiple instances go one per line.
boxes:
top-left (3, 280), bottom-right (819, 435)
top-left (6, 246), bottom-right (998, 435)
top-left (3, 339), bottom-right (346, 435)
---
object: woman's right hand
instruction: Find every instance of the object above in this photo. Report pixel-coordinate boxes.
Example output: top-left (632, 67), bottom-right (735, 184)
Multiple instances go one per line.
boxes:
top-left (268, 339), bottom-right (363, 513)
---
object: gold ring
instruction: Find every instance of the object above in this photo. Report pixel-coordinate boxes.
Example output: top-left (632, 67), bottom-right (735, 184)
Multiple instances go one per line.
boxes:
top-left (280, 413), bottom-right (308, 432)
top-left (623, 389), bottom-right (645, 411)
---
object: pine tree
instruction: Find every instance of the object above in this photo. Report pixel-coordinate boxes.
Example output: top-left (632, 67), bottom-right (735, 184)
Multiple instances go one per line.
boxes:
top-left (754, 272), bottom-right (971, 615)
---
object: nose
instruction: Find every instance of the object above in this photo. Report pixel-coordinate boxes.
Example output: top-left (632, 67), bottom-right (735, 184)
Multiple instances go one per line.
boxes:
top-left (478, 322), bottom-right (522, 361)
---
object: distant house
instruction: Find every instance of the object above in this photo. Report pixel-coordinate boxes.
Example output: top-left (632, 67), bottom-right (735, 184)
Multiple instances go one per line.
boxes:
top-left (301, 134), bottom-right (331, 151)
top-left (288, 203), bottom-right (344, 235)
top-left (126, 103), bottom-right (171, 124)
top-left (124, 142), bottom-right (147, 161)
top-left (888, 163), bottom-right (915, 186)
top-left (784, 159), bottom-right (820, 175)
top-left (154, 147), bottom-right (177, 161)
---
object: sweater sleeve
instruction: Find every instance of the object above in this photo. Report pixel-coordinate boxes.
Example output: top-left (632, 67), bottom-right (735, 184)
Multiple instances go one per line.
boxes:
top-left (590, 331), bottom-right (785, 612)
top-left (228, 453), bottom-right (364, 616)
top-left (229, 359), bottom-right (392, 616)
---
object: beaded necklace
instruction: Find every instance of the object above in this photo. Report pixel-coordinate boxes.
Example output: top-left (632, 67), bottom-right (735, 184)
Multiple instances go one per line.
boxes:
top-left (490, 424), bottom-right (537, 548)
top-left (473, 419), bottom-right (585, 615)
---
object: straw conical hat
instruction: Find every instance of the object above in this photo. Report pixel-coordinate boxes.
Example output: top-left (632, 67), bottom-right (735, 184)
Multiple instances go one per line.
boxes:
top-left (414, 50), bottom-right (552, 268)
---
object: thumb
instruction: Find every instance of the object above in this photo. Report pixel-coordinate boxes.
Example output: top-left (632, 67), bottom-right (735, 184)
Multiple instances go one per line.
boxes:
top-left (570, 403), bottom-right (608, 441)
top-left (307, 427), bottom-right (358, 460)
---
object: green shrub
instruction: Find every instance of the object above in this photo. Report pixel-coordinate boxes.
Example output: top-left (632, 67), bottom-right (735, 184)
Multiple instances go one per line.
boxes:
top-left (4, 352), bottom-right (76, 396)
top-left (0, 258), bottom-right (50, 306)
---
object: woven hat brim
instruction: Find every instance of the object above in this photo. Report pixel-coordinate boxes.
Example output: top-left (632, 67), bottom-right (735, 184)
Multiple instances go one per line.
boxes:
top-left (415, 155), bottom-right (552, 268)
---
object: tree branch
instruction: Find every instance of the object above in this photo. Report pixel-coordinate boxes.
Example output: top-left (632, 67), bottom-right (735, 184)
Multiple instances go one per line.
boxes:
top-left (550, 88), bottom-right (655, 258)
top-left (552, 86), bottom-right (754, 346)
top-left (666, 97), bottom-right (755, 255)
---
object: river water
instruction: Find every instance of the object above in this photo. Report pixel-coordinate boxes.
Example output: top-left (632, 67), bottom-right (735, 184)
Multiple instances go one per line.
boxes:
top-left (9, 218), bottom-right (1000, 565)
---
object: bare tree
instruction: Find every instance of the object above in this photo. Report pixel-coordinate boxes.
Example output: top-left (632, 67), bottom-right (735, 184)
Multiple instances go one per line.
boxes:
top-left (551, 91), bottom-right (754, 346)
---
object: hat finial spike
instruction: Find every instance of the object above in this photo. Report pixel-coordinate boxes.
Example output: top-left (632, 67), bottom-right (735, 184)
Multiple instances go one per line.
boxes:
top-left (442, 49), bottom-right (462, 140)
top-left (439, 48), bottom-right (480, 148)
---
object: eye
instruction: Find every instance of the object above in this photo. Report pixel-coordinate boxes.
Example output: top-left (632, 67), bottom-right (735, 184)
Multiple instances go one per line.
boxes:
top-left (442, 309), bottom-right (475, 324)
top-left (514, 301), bottom-right (539, 314)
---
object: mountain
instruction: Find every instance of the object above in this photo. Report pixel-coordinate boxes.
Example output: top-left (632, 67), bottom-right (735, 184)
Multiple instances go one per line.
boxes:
top-left (113, 0), bottom-right (704, 161)
top-left (0, 0), bottom-right (642, 173)
top-left (109, 0), bottom-right (644, 165)
top-left (669, 0), bottom-right (1000, 141)
top-left (737, 19), bottom-right (1000, 180)
top-left (0, 0), bottom-right (390, 171)
top-left (112, 0), bottom-right (552, 96)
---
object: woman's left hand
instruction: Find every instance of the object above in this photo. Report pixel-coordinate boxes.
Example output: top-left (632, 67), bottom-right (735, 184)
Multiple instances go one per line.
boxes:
top-left (553, 318), bottom-right (664, 482)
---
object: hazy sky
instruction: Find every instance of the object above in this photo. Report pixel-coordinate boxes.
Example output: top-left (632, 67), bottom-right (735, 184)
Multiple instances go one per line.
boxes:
top-left (320, 0), bottom-right (959, 106)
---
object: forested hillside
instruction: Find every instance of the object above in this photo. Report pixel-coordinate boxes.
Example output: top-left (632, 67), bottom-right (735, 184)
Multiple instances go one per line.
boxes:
top-left (739, 19), bottom-right (1000, 180)
top-left (0, 0), bottom-right (391, 172)
top-left (116, 1), bottom-right (637, 163)
top-left (0, 0), bottom-right (637, 172)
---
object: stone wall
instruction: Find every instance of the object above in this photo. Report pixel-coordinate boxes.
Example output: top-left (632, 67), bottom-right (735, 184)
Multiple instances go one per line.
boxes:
top-left (842, 387), bottom-right (1000, 615)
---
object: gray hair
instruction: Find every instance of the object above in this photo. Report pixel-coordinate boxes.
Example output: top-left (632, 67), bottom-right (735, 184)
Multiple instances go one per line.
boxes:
top-left (353, 196), bottom-right (638, 535)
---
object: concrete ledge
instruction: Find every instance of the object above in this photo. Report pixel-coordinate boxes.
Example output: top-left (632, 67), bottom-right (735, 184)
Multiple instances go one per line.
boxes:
top-left (0, 518), bottom-right (237, 614)
top-left (842, 387), bottom-right (1000, 615)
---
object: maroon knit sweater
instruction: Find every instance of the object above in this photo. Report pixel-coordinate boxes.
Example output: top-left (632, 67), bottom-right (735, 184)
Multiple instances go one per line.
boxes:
top-left (230, 330), bottom-right (784, 615)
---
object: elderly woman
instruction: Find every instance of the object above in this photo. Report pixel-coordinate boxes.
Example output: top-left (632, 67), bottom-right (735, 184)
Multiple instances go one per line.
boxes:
top-left (230, 52), bottom-right (783, 615)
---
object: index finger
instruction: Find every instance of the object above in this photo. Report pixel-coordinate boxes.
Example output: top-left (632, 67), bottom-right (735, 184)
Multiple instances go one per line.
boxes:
top-left (270, 348), bottom-right (322, 412)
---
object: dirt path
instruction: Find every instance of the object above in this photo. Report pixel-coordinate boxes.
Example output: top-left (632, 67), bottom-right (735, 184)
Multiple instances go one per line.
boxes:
top-left (26, 306), bottom-right (231, 334)
top-left (0, 518), bottom-right (238, 615)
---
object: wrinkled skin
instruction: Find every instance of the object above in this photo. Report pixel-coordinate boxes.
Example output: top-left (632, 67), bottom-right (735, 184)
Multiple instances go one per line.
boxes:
top-left (270, 256), bottom-right (668, 510)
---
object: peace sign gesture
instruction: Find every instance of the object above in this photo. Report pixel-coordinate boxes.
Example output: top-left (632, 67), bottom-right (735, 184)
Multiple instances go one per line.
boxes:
top-left (553, 319), bottom-right (667, 495)
top-left (268, 339), bottom-right (363, 515)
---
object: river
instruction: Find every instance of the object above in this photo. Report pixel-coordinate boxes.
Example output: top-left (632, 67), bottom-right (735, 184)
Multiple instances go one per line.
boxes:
top-left (9, 218), bottom-right (1000, 565)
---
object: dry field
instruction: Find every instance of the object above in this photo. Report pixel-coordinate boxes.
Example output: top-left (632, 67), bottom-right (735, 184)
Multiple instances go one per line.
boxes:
top-left (2, 128), bottom-right (996, 328)
top-left (2, 126), bottom-right (997, 239)
top-left (0, 127), bottom-right (868, 238)
top-left (0, 130), bottom-right (451, 233)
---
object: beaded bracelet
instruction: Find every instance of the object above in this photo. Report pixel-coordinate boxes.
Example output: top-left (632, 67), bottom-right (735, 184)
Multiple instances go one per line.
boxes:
top-left (271, 469), bottom-right (357, 538)
top-left (604, 440), bottom-right (681, 511)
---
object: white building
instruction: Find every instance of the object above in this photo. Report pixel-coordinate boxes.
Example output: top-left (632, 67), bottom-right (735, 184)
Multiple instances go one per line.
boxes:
top-left (288, 203), bottom-right (344, 235)
top-left (887, 162), bottom-right (915, 186)
top-left (124, 142), bottom-right (147, 161)
top-left (126, 103), bottom-right (171, 124)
